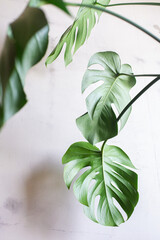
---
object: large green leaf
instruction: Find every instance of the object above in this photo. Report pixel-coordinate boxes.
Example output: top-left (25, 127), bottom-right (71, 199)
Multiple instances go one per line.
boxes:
top-left (0, 6), bottom-right (49, 128)
top-left (46, 0), bottom-right (110, 66)
top-left (76, 51), bottom-right (136, 144)
top-left (63, 141), bottom-right (138, 226)
top-left (29, 0), bottom-right (70, 14)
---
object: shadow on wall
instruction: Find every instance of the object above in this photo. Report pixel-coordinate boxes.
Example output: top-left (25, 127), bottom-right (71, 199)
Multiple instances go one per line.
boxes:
top-left (24, 160), bottom-right (68, 234)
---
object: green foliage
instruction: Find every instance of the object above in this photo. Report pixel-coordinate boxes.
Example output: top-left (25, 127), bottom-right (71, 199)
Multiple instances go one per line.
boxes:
top-left (46, 0), bottom-right (110, 66)
top-left (3, 0), bottom-right (160, 228)
top-left (63, 51), bottom-right (139, 226)
top-left (0, 6), bottom-right (49, 128)
top-left (77, 51), bottom-right (136, 144)
top-left (63, 141), bottom-right (138, 226)
top-left (29, 0), bottom-right (70, 14)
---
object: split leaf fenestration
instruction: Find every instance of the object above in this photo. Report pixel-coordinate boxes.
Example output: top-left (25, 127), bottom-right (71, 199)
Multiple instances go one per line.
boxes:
top-left (76, 51), bottom-right (136, 144)
top-left (0, 6), bottom-right (49, 128)
top-left (46, 0), bottom-right (110, 66)
top-left (63, 141), bottom-right (138, 226)
top-left (29, 0), bottom-right (70, 14)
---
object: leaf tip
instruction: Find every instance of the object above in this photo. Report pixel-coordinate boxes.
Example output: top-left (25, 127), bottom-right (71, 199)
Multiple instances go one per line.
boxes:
top-left (45, 56), bottom-right (52, 66)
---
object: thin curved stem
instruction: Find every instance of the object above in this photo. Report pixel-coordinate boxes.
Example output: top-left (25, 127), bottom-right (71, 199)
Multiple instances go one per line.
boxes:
top-left (65, 2), bottom-right (160, 44)
top-left (104, 2), bottom-right (160, 7)
top-left (103, 10), bottom-right (160, 44)
top-left (101, 140), bottom-right (106, 152)
top-left (134, 74), bottom-right (160, 77)
top-left (120, 73), bottom-right (160, 78)
top-left (101, 75), bottom-right (160, 150)
top-left (117, 76), bottom-right (160, 122)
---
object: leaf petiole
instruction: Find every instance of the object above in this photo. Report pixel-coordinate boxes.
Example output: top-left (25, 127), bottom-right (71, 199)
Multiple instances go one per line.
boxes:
top-left (106, 2), bottom-right (160, 7)
top-left (101, 75), bottom-right (160, 150)
top-left (120, 73), bottom-right (160, 78)
top-left (117, 76), bottom-right (160, 121)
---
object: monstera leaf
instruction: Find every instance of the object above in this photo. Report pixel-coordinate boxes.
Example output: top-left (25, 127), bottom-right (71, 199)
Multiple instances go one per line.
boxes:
top-left (29, 0), bottom-right (70, 14)
top-left (0, 6), bottom-right (49, 128)
top-left (46, 0), bottom-right (110, 66)
top-left (76, 51), bottom-right (136, 144)
top-left (63, 141), bottom-right (138, 226)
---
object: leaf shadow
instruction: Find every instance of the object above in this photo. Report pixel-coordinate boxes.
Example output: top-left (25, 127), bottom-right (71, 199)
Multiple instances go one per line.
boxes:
top-left (24, 160), bottom-right (70, 235)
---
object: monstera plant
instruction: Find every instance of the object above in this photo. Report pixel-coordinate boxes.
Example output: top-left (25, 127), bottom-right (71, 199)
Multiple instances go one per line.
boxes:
top-left (0, 0), bottom-right (160, 227)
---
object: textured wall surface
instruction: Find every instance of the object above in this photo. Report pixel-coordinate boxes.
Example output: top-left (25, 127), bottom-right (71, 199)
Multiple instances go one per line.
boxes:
top-left (0, 0), bottom-right (160, 239)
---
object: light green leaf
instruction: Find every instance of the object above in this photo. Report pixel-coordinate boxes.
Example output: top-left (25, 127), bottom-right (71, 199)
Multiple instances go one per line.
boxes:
top-left (0, 6), bottom-right (49, 128)
top-left (76, 51), bottom-right (136, 144)
top-left (29, 0), bottom-right (70, 15)
top-left (63, 142), bottom-right (138, 226)
top-left (46, 0), bottom-right (110, 66)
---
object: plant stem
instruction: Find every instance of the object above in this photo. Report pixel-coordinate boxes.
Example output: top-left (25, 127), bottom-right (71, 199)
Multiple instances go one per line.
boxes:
top-left (101, 140), bottom-right (107, 152)
top-left (104, 2), bottom-right (160, 7)
top-left (117, 76), bottom-right (160, 122)
top-left (120, 73), bottom-right (160, 78)
top-left (101, 75), bottom-right (160, 150)
top-left (65, 2), bottom-right (160, 44)
top-left (134, 74), bottom-right (160, 77)
top-left (103, 10), bottom-right (160, 44)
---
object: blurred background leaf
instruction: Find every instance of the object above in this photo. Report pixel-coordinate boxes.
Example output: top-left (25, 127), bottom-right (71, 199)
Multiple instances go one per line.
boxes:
top-left (0, 6), bottom-right (49, 128)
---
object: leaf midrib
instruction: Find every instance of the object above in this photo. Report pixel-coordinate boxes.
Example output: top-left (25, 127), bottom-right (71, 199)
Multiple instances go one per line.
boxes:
top-left (65, 7), bottom-right (93, 43)
top-left (101, 148), bottom-right (115, 224)
top-left (93, 74), bottom-right (120, 118)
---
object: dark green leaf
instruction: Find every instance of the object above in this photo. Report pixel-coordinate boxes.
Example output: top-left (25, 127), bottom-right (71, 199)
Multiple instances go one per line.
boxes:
top-left (63, 141), bottom-right (138, 226)
top-left (0, 6), bottom-right (49, 128)
top-left (29, 0), bottom-right (70, 15)
top-left (76, 51), bottom-right (136, 144)
top-left (46, 0), bottom-right (110, 66)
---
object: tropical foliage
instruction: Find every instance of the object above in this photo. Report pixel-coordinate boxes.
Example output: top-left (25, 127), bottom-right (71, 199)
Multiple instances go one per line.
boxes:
top-left (63, 142), bottom-right (138, 226)
top-left (46, 0), bottom-right (110, 66)
top-left (77, 51), bottom-right (136, 144)
top-left (1, 0), bottom-right (160, 227)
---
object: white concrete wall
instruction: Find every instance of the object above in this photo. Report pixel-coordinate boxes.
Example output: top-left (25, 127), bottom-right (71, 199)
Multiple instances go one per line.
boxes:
top-left (0, 0), bottom-right (160, 239)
